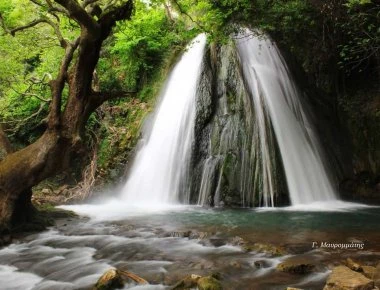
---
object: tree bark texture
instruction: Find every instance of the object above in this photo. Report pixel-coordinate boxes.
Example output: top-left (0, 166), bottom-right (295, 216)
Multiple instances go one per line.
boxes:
top-left (0, 0), bottom-right (133, 231)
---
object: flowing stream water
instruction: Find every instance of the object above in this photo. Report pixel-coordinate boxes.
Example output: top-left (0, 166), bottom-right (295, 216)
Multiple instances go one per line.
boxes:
top-left (1, 206), bottom-right (380, 289)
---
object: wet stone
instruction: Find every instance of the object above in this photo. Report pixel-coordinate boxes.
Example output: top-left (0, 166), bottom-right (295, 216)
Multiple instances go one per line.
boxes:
top-left (251, 242), bottom-right (288, 256)
top-left (198, 276), bottom-right (223, 290)
top-left (172, 274), bottom-right (222, 290)
top-left (362, 265), bottom-right (376, 279)
top-left (189, 231), bottom-right (210, 240)
top-left (168, 231), bottom-right (192, 238)
top-left (346, 258), bottom-right (363, 272)
top-left (171, 274), bottom-right (200, 289)
top-left (208, 238), bottom-right (226, 247)
top-left (277, 257), bottom-right (315, 274)
top-left (254, 260), bottom-right (271, 269)
top-left (93, 268), bottom-right (148, 290)
top-left (323, 265), bottom-right (374, 290)
top-left (374, 263), bottom-right (380, 288)
top-left (93, 269), bottom-right (123, 290)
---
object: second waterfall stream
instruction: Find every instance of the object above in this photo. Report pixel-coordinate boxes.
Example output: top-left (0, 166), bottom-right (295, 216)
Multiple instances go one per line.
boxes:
top-left (119, 30), bottom-right (337, 207)
top-left (120, 34), bottom-right (207, 205)
top-left (235, 29), bottom-right (337, 205)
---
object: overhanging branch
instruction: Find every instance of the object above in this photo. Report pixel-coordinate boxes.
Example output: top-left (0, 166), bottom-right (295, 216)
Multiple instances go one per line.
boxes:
top-left (9, 19), bottom-right (46, 36)
top-left (80, 90), bottom-right (136, 126)
top-left (98, 0), bottom-right (133, 32)
top-left (170, 0), bottom-right (209, 33)
top-left (94, 90), bottom-right (137, 103)
top-left (54, 0), bottom-right (99, 35)
top-left (82, 0), bottom-right (100, 8)
top-left (1, 14), bottom-right (69, 48)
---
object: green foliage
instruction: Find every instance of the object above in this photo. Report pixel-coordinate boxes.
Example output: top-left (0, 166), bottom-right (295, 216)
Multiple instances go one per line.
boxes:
top-left (338, 0), bottom-right (380, 72)
top-left (345, 0), bottom-right (372, 8)
top-left (0, 0), bottom-right (77, 143)
top-left (98, 0), bottom-right (195, 92)
top-left (167, 0), bottom-right (252, 41)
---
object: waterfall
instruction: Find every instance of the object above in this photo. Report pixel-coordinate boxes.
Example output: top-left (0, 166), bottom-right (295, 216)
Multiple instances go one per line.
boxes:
top-left (235, 29), bottom-right (337, 205)
top-left (120, 34), bottom-right (207, 205)
top-left (119, 30), bottom-right (337, 208)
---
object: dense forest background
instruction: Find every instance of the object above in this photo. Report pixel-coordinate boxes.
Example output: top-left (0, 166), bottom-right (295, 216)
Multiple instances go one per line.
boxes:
top-left (0, 0), bottom-right (379, 231)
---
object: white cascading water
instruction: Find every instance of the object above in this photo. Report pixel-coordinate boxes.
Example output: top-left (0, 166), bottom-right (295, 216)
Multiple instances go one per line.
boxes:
top-left (119, 34), bottom-right (206, 206)
top-left (235, 29), bottom-right (337, 205)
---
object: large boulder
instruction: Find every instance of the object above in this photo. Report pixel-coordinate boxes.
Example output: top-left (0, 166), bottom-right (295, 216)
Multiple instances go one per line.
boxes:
top-left (323, 266), bottom-right (374, 290)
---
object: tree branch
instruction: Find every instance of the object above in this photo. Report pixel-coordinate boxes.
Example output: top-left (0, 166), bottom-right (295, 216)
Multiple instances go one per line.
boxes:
top-left (170, 0), bottom-right (209, 33)
top-left (85, 90), bottom-right (136, 117)
top-left (45, 18), bottom-right (68, 48)
top-left (9, 19), bottom-right (45, 36)
top-left (82, 0), bottom-right (100, 8)
top-left (92, 90), bottom-right (136, 106)
top-left (98, 0), bottom-right (133, 33)
top-left (2, 102), bottom-right (47, 136)
top-left (54, 0), bottom-right (99, 35)
top-left (29, 0), bottom-right (47, 8)
top-left (2, 14), bottom-right (69, 48)
top-left (11, 87), bottom-right (51, 103)
top-left (47, 37), bottom-right (80, 128)
top-left (45, 0), bottom-right (70, 16)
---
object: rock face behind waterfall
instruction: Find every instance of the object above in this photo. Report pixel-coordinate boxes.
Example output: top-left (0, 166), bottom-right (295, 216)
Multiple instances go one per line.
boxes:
top-left (190, 42), bottom-right (288, 207)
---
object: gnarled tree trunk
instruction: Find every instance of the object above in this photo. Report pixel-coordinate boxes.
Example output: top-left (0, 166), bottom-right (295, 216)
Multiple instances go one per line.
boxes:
top-left (0, 0), bottom-right (134, 231)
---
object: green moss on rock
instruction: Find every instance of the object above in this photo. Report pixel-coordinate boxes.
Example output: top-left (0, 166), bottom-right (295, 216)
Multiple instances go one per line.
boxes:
top-left (198, 276), bottom-right (223, 290)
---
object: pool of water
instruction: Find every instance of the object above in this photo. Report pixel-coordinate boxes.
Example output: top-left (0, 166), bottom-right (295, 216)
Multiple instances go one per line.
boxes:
top-left (1, 203), bottom-right (379, 290)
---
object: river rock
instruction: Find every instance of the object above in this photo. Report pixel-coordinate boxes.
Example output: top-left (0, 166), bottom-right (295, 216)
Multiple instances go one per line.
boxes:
top-left (189, 231), bottom-right (209, 240)
top-left (251, 242), bottom-right (287, 256)
top-left (362, 265), bottom-right (376, 279)
top-left (374, 263), bottom-right (380, 288)
top-left (198, 276), bottom-right (223, 290)
top-left (93, 269), bottom-right (124, 290)
top-left (277, 257), bottom-right (315, 274)
top-left (172, 274), bottom-right (201, 289)
top-left (168, 231), bottom-right (192, 238)
top-left (346, 258), bottom-right (363, 272)
top-left (0, 228), bottom-right (12, 247)
top-left (254, 260), bottom-right (271, 269)
top-left (172, 274), bottom-right (222, 290)
top-left (323, 265), bottom-right (374, 290)
top-left (93, 268), bottom-right (148, 290)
